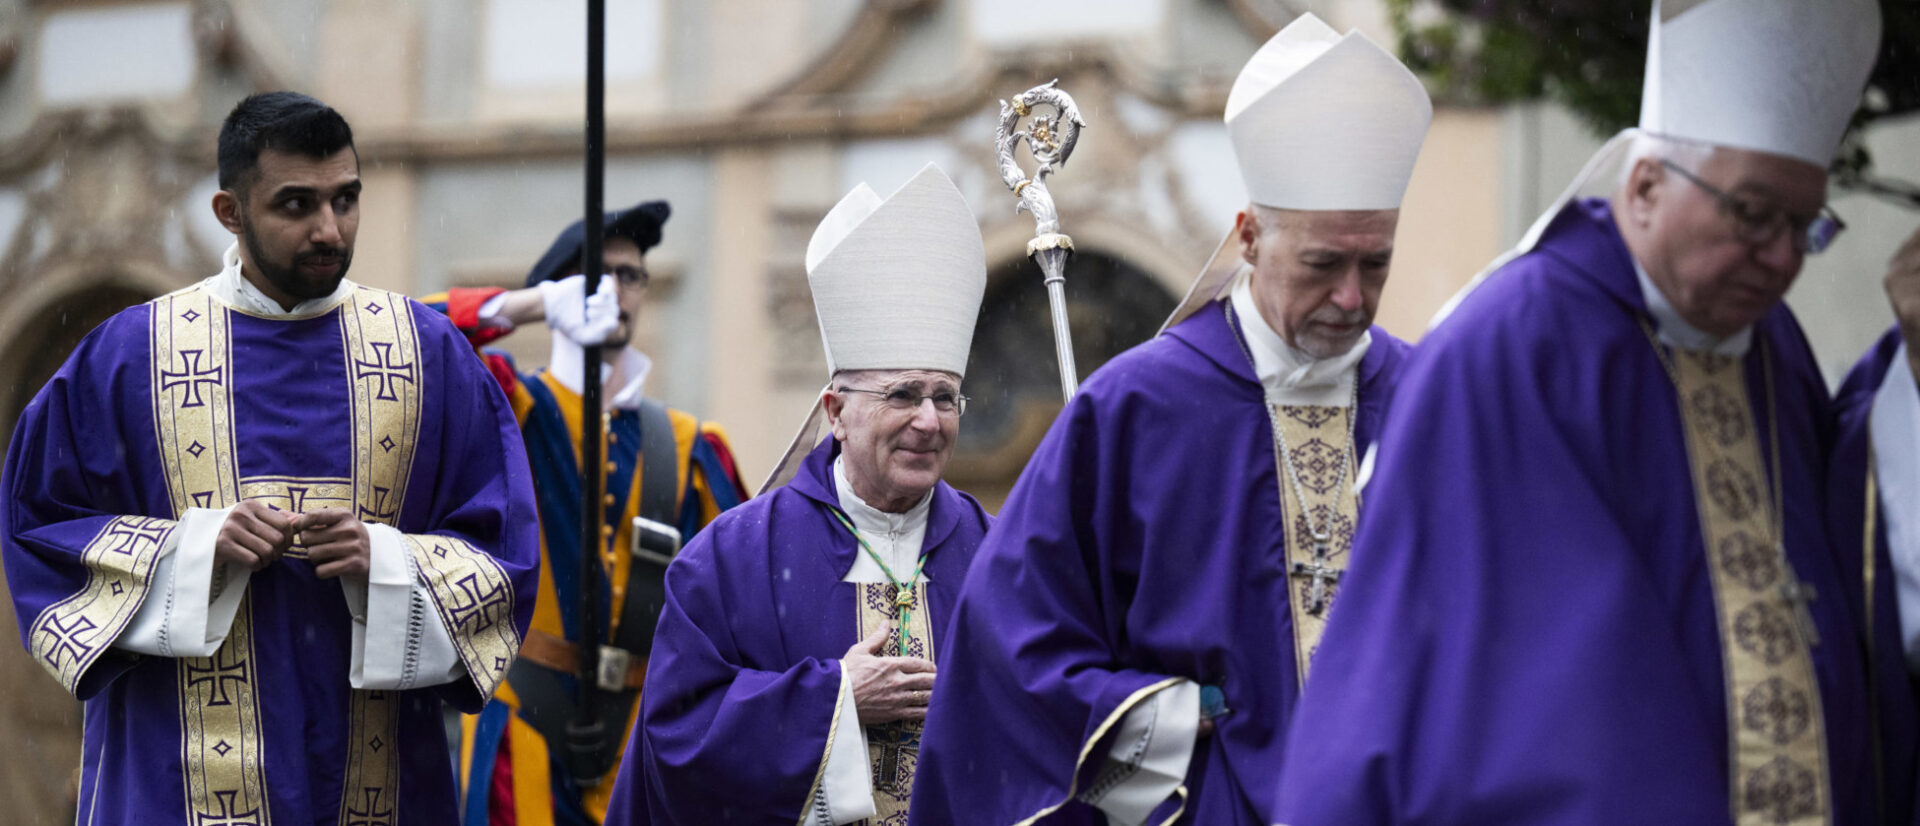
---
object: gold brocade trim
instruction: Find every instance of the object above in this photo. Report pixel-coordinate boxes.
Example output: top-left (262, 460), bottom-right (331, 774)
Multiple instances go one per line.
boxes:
top-left (1274, 404), bottom-right (1358, 684)
top-left (28, 516), bottom-right (174, 692)
top-left (237, 477), bottom-right (352, 560)
top-left (853, 581), bottom-right (935, 823)
top-left (1011, 677), bottom-right (1186, 826)
top-left (151, 287), bottom-right (241, 520)
top-left (337, 287), bottom-right (425, 815)
top-left (152, 287), bottom-right (271, 825)
top-left (406, 533), bottom-right (520, 699)
top-left (339, 287), bottom-right (421, 531)
top-left (336, 690), bottom-right (400, 825)
top-left (796, 667), bottom-right (852, 826)
top-left (1671, 350), bottom-right (1831, 826)
top-left (177, 596), bottom-right (271, 826)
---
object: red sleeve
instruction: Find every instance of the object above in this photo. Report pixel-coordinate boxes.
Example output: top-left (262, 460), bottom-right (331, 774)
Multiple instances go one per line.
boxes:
top-left (441, 286), bottom-right (512, 348)
top-left (700, 431), bottom-right (749, 500)
top-left (482, 351), bottom-right (521, 399)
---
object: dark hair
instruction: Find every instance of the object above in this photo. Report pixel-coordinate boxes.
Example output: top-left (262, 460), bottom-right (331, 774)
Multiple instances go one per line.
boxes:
top-left (216, 92), bottom-right (355, 193)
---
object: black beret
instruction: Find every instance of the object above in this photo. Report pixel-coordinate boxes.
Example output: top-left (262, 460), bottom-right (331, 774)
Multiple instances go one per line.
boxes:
top-left (522, 200), bottom-right (671, 287)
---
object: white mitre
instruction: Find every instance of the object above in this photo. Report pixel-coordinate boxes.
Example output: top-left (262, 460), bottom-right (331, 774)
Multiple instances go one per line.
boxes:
top-left (1642, 0), bottom-right (1880, 168)
top-left (1430, 0), bottom-right (1882, 329)
top-left (1161, 13), bottom-right (1433, 331)
top-left (759, 163), bottom-right (987, 493)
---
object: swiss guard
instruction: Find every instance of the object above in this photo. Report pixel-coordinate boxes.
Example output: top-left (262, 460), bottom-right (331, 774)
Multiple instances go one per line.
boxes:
top-left (427, 201), bottom-right (748, 823)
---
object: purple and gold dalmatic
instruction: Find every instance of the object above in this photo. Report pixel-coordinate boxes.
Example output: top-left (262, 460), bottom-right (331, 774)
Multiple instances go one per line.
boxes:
top-left (2, 281), bottom-right (539, 824)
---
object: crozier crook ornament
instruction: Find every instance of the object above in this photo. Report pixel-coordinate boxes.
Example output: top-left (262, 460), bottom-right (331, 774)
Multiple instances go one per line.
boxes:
top-left (995, 79), bottom-right (1089, 400)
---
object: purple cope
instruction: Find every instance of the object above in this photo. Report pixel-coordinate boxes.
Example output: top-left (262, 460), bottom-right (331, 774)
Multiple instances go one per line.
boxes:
top-left (605, 437), bottom-right (992, 825)
top-left (1273, 199), bottom-right (1879, 826)
top-left (909, 305), bottom-right (1407, 824)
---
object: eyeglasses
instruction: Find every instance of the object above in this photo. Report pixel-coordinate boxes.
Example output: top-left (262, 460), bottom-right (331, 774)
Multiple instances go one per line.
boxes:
top-left (612, 265), bottom-right (650, 288)
top-left (838, 386), bottom-right (969, 417)
top-left (1658, 160), bottom-right (1846, 254)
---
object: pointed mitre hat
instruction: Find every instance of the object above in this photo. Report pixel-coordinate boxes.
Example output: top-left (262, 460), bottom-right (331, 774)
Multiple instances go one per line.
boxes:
top-left (759, 163), bottom-right (987, 493)
top-left (1641, 0), bottom-right (1880, 168)
top-left (1161, 13), bottom-right (1433, 331)
top-left (1428, 0), bottom-right (1881, 329)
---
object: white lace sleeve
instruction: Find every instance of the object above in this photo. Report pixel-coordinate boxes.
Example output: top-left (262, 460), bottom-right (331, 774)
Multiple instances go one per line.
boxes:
top-left (345, 523), bottom-right (466, 689)
top-left (116, 506), bottom-right (249, 657)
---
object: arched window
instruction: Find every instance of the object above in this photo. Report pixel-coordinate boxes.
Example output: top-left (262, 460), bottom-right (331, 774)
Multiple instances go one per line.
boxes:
top-left (3, 285), bottom-right (153, 436)
top-left (951, 250), bottom-right (1175, 507)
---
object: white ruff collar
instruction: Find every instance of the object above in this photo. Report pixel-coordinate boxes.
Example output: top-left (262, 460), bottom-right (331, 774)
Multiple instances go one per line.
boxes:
top-left (546, 330), bottom-right (654, 412)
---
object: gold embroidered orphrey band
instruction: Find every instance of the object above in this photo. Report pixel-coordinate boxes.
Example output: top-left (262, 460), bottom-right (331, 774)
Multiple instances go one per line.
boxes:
top-left (1669, 348), bottom-right (1831, 826)
top-left (152, 286), bottom-right (272, 825)
top-left (334, 286), bottom-right (429, 825)
top-left (1275, 405), bottom-right (1358, 684)
top-left (27, 515), bottom-right (173, 693)
top-left (854, 580), bottom-right (935, 824)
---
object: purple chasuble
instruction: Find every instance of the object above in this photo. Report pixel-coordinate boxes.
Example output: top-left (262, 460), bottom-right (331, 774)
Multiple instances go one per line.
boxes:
top-left (908, 307), bottom-right (1409, 825)
top-left (604, 437), bottom-right (992, 825)
top-left (1830, 326), bottom-right (1920, 826)
top-left (2, 285), bottom-right (539, 824)
top-left (1274, 199), bottom-right (1876, 826)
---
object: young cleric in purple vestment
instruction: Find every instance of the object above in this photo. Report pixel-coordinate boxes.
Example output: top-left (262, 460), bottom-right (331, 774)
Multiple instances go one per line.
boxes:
top-left (1275, 1), bottom-right (1895, 824)
top-left (0, 91), bottom-right (541, 824)
top-left (909, 13), bottom-right (1428, 826)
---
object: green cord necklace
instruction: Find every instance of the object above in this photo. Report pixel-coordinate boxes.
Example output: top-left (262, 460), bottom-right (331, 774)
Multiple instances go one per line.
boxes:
top-left (831, 508), bottom-right (927, 657)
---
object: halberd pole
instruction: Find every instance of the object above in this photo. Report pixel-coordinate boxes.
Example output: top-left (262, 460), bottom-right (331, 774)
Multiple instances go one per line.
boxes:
top-left (568, 0), bottom-right (608, 787)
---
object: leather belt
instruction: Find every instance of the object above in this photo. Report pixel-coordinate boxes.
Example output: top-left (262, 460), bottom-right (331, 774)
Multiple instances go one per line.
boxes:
top-left (515, 629), bottom-right (646, 690)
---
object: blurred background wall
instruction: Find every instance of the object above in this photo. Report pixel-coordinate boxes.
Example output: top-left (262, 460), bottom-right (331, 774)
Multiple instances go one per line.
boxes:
top-left (0, 1), bottom-right (1912, 820)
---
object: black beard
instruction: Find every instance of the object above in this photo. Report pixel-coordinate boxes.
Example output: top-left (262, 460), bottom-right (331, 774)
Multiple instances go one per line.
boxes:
top-left (241, 214), bottom-right (352, 303)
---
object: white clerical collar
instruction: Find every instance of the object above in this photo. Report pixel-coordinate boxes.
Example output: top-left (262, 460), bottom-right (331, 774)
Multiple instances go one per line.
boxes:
top-left (1229, 272), bottom-right (1368, 407)
top-left (1633, 259), bottom-right (1752, 357)
top-left (833, 454), bottom-right (933, 582)
top-left (547, 330), bottom-right (654, 412)
top-left (206, 242), bottom-right (356, 318)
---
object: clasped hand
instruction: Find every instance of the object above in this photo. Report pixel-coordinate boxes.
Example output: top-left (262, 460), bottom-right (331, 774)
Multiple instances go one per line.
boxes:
top-left (213, 501), bottom-right (371, 580)
top-left (843, 626), bottom-right (937, 725)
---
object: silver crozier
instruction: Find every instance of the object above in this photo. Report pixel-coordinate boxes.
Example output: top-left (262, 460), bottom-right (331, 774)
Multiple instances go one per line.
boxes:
top-left (995, 79), bottom-right (1089, 401)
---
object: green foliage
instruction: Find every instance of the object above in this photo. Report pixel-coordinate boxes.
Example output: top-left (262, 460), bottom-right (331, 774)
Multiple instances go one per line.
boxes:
top-left (1386, 0), bottom-right (1920, 179)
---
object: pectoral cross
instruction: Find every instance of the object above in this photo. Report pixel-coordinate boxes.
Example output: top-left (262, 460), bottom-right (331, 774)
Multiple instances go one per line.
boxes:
top-left (1289, 552), bottom-right (1342, 617)
top-left (1780, 576), bottom-right (1820, 648)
